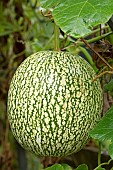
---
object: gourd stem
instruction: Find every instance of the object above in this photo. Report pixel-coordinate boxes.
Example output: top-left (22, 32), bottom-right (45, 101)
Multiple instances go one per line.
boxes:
top-left (54, 22), bottom-right (60, 51)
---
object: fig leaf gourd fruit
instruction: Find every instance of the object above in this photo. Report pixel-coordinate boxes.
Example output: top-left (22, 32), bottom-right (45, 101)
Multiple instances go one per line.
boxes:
top-left (8, 51), bottom-right (103, 157)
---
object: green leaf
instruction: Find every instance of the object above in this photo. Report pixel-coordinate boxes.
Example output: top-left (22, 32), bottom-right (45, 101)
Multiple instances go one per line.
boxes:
top-left (40, 0), bottom-right (113, 38)
top-left (95, 168), bottom-right (105, 170)
top-left (61, 163), bottom-right (72, 170)
top-left (40, 0), bottom-right (62, 8)
top-left (44, 164), bottom-right (64, 170)
top-left (104, 79), bottom-right (113, 92)
top-left (44, 164), bottom-right (72, 170)
top-left (90, 105), bottom-right (113, 159)
top-left (75, 164), bottom-right (88, 170)
top-left (109, 142), bottom-right (113, 159)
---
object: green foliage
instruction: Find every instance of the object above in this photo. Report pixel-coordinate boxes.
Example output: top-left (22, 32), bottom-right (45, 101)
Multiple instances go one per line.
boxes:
top-left (90, 105), bottom-right (113, 159)
top-left (105, 79), bottom-right (113, 92)
top-left (40, 0), bottom-right (62, 8)
top-left (44, 164), bottom-right (66, 170)
top-left (0, 2), bottom-right (22, 36)
top-left (104, 79), bottom-right (113, 96)
top-left (95, 168), bottom-right (105, 170)
top-left (40, 0), bottom-right (113, 38)
top-left (44, 163), bottom-right (88, 170)
top-left (75, 164), bottom-right (88, 170)
top-left (61, 164), bottom-right (72, 170)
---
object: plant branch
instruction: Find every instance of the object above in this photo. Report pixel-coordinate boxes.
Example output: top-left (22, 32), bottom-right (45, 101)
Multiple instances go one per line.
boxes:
top-left (81, 38), bottom-right (113, 70)
top-left (92, 71), bottom-right (113, 82)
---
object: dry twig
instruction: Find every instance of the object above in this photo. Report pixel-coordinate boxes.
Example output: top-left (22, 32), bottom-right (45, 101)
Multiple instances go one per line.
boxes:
top-left (81, 38), bottom-right (113, 70)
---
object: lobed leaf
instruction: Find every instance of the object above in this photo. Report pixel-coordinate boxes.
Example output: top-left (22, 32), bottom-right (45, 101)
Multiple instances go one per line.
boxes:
top-left (40, 0), bottom-right (113, 38)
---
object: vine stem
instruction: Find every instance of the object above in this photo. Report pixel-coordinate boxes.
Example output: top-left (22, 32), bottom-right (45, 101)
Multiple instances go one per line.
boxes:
top-left (54, 22), bottom-right (60, 51)
top-left (62, 31), bottom-right (112, 50)
top-left (81, 38), bottom-right (113, 70)
top-left (79, 46), bottom-right (99, 73)
top-left (98, 142), bottom-right (101, 166)
top-left (78, 31), bottom-right (112, 45)
top-left (94, 159), bottom-right (113, 170)
top-left (82, 25), bottom-right (109, 38)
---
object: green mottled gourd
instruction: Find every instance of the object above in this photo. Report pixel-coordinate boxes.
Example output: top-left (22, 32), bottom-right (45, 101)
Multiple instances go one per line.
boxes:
top-left (8, 51), bottom-right (103, 157)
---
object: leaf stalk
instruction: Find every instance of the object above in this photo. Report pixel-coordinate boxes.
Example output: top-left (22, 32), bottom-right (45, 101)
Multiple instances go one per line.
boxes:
top-left (54, 22), bottom-right (60, 51)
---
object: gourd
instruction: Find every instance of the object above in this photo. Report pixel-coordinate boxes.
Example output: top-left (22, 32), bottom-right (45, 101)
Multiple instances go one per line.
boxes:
top-left (8, 51), bottom-right (103, 157)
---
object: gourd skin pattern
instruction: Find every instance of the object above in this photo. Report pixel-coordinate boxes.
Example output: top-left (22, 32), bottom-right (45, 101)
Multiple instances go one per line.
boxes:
top-left (8, 51), bottom-right (103, 157)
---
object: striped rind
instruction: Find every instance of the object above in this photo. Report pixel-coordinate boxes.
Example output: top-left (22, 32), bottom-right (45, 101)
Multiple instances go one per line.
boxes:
top-left (8, 51), bottom-right (103, 157)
